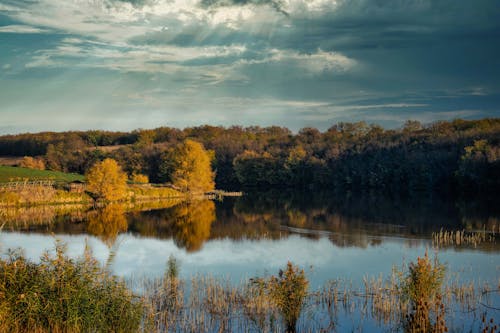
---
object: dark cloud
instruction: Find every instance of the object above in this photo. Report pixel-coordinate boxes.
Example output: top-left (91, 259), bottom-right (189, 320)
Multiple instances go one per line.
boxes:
top-left (0, 0), bottom-right (499, 133)
top-left (114, 0), bottom-right (152, 6)
top-left (200, 0), bottom-right (288, 16)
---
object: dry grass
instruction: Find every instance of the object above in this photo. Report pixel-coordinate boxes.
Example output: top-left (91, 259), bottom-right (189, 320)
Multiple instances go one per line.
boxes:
top-left (432, 228), bottom-right (497, 248)
top-left (0, 225), bottom-right (498, 333)
top-left (0, 241), bottom-right (144, 333)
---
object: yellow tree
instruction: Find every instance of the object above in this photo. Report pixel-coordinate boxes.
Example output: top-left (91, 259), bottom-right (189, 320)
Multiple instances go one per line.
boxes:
top-left (160, 139), bottom-right (215, 193)
top-left (86, 158), bottom-right (128, 201)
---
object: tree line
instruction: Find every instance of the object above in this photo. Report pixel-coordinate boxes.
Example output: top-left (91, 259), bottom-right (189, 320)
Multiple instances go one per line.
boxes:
top-left (1, 118), bottom-right (499, 195)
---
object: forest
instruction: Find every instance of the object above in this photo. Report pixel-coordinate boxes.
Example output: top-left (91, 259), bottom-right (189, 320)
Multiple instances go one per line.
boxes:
top-left (0, 118), bottom-right (499, 195)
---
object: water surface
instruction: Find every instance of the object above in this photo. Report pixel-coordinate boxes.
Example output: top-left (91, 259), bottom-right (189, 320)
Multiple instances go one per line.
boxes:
top-left (1, 192), bottom-right (499, 331)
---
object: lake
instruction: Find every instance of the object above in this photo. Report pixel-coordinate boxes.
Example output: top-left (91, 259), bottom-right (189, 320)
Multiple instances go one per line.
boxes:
top-left (1, 191), bottom-right (499, 332)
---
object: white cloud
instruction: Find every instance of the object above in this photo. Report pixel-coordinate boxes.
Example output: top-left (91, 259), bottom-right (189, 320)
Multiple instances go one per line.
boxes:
top-left (238, 48), bottom-right (356, 73)
top-left (24, 55), bottom-right (58, 68)
top-left (3, 0), bottom-right (353, 84)
top-left (0, 24), bottom-right (48, 34)
top-left (298, 103), bottom-right (429, 121)
top-left (22, 38), bottom-right (248, 85)
top-left (2, 0), bottom-right (341, 44)
top-left (272, 49), bottom-right (356, 73)
top-left (283, 0), bottom-right (340, 16)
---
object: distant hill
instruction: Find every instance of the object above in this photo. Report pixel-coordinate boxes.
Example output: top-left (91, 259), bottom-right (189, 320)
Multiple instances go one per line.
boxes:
top-left (0, 166), bottom-right (84, 183)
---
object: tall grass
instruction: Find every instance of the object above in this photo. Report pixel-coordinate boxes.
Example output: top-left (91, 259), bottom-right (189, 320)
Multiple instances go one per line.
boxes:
top-left (0, 187), bottom-right (92, 207)
top-left (432, 228), bottom-right (497, 248)
top-left (0, 244), bottom-right (498, 332)
top-left (0, 241), bottom-right (143, 333)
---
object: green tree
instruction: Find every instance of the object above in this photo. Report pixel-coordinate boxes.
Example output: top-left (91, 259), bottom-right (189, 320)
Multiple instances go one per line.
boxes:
top-left (159, 139), bottom-right (215, 193)
top-left (86, 158), bottom-right (128, 201)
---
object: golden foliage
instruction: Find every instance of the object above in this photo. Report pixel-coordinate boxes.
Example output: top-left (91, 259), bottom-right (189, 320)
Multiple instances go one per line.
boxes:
top-left (171, 200), bottom-right (215, 252)
top-left (87, 204), bottom-right (128, 247)
top-left (131, 173), bottom-right (149, 184)
top-left (162, 139), bottom-right (215, 193)
top-left (86, 158), bottom-right (127, 201)
top-left (19, 156), bottom-right (45, 170)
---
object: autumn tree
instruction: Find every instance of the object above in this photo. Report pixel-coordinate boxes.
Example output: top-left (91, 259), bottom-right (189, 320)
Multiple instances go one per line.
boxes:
top-left (159, 139), bottom-right (215, 193)
top-left (456, 139), bottom-right (500, 191)
top-left (19, 156), bottom-right (45, 170)
top-left (86, 158), bottom-right (128, 201)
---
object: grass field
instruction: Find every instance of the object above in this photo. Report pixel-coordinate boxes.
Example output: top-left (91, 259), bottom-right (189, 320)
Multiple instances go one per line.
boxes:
top-left (0, 166), bottom-right (85, 183)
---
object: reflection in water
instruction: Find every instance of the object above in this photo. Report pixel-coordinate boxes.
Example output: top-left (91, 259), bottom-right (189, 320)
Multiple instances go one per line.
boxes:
top-left (87, 204), bottom-right (128, 247)
top-left (44, 199), bottom-right (216, 252)
top-left (0, 191), bottom-right (498, 252)
top-left (0, 204), bottom-right (88, 229)
top-left (0, 192), bottom-right (498, 333)
top-left (169, 200), bottom-right (215, 252)
top-left (127, 200), bottom-right (216, 252)
top-left (218, 191), bottom-right (500, 250)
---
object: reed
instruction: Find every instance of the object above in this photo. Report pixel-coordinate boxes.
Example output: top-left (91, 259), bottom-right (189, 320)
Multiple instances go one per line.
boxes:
top-left (1, 243), bottom-right (498, 333)
top-left (432, 227), bottom-right (497, 248)
top-left (0, 241), bottom-right (144, 333)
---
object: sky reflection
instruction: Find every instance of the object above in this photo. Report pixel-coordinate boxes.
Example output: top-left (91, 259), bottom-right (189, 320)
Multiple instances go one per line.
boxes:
top-left (1, 232), bottom-right (498, 290)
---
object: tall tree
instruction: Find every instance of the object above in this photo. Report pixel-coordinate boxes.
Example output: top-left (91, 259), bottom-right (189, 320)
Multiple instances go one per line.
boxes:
top-left (159, 139), bottom-right (215, 193)
top-left (86, 158), bottom-right (128, 201)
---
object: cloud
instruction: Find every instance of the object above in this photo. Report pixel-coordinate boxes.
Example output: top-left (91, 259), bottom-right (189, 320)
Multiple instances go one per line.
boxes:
top-left (239, 48), bottom-right (356, 73)
top-left (0, 24), bottom-right (48, 33)
top-left (0, 0), bottom-right (498, 133)
top-left (200, 0), bottom-right (290, 16)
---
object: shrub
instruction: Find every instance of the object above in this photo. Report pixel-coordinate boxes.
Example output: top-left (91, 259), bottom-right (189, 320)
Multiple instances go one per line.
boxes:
top-left (252, 261), bottom-right (309, 333)
top-left (131, 173), bottom-right (149, 184)
top-left (0, 241), bottom-right (144, 332)
top-left (400, 251), bottom-right (445, 305)
top-left (19, 156), bottom-right (45, 170)
top-left (398, 251), bottom-right (447, 333)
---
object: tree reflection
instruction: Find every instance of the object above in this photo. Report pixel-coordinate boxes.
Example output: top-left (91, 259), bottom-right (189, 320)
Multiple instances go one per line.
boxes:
top-left (170, 200), bottom-right (215, 252)
top-left (87, 204), bottom-right (128, 247)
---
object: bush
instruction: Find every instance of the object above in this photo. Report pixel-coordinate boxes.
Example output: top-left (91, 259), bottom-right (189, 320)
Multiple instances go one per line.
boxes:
top-left (0, 241), bottom-right (144, 332)
top-left (400, 251), bottom-right (445, 305)
top-left (19, 156), bottom-right (45, 170)
top-left (398, 251), bottom-right (447, 333)
top-left (131, 173), bottom-right (149, 184)
top-left (252, 261), bottom-right (309, 333)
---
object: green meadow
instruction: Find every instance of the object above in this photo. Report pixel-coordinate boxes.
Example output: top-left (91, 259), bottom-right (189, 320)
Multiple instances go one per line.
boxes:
top-left (0, 166), bottom-right (85, 183)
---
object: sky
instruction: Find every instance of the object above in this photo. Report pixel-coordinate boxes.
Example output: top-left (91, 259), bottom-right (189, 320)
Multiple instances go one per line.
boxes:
top-left (0, 0), bottom-right (499, 134)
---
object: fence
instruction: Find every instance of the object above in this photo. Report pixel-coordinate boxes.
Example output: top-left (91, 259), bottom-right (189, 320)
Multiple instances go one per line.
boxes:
top-left (0, 180), bottom-right (56, 192)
